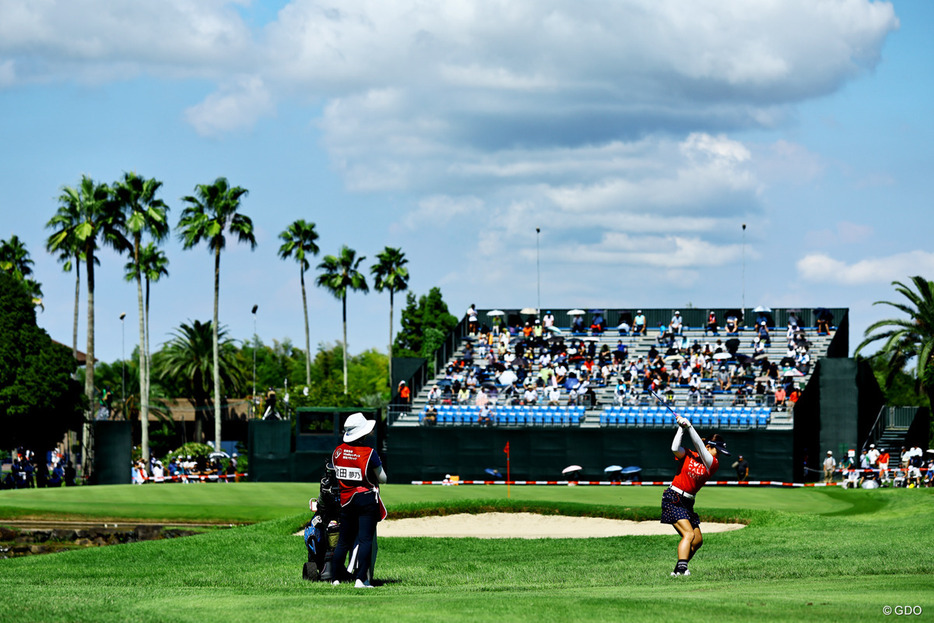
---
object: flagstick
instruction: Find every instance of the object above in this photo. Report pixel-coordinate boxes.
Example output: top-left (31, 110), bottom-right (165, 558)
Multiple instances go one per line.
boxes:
top-left (507, 451), bottom-right (511, 499)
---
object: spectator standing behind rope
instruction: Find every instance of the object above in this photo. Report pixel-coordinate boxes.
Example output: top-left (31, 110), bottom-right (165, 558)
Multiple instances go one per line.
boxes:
top-left (660, 415), bottom-right (729, 577)
top-left (330, 413), bottom-right (387, 588)
top-left (823, 451), bottom-right (836, 483)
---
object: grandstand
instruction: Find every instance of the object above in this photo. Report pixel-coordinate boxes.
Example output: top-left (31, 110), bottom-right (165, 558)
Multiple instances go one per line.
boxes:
top-left (383, 306), bottom-right (891, 483)
top-left (391, 307), bottom-right (842, 432)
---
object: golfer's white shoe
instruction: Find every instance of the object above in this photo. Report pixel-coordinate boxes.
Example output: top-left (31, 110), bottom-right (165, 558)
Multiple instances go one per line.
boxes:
top-left (332, 580), bottom-right (340, 586)
top-left (354, 579), bottom-right (374, 588)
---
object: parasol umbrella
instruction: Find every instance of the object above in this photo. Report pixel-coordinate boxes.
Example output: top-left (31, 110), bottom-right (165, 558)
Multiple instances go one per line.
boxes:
top-left (783, 368), bottom-right (804, 377)
top-left (568, 309), bottom-right (586, 316)
top-left (487, 309), bottom-right (505, 317)
top-left (209, 451), bottom-right (230, 459)
top-left (665, 354), bottom-right (684, 363)
top-left (753, 305), bottom-right (771, 313)
top-left (545, 325), bottom-right (565, 335)
top-left (520, 307), bottom-right (538, 315)
top-left (713, 352), bottom-right (732, 360)
top-left (485, 468), bottom-right (503, 479)
top-left (604, 465), bottom-right (623, 473)
top-left (562, 465), bottom-right (583, 477)
top-left (621, 466), bottom-right (642, 475)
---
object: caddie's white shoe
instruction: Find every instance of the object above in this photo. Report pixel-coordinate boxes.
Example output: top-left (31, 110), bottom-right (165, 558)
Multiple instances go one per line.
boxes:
top-left (332, 580), bottom-right (340, 586)
top-left (355, 579), bottom-right (374, 588)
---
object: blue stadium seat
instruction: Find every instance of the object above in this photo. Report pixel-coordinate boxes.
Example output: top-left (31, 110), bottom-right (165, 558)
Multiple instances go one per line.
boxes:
top-left (534, 411), bottom-right (545, 426)
top-left (624, 412), bottom-right (637, 426)
top-left (507, 413), bottom-right (517, 426)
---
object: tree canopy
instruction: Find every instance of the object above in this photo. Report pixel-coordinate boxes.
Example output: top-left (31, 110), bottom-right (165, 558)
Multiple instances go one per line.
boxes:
top-left (393, 286), bottom-right (458, 359)
top-left (0, 272), bottom-right (84, 449)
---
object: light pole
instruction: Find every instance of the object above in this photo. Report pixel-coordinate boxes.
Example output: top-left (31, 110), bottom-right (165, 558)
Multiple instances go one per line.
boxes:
top-left (741, 223), bottom-right (747, 326)
top-left (119, 312), bottom-right (126, 416)
top-left (251, 304), bottom-right (258, 416)
top-left (536, 227), bottom-right (541, 316)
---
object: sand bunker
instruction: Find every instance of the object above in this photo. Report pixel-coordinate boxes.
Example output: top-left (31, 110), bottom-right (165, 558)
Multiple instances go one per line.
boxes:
top-left (376, 512), bottom-right (746, 538)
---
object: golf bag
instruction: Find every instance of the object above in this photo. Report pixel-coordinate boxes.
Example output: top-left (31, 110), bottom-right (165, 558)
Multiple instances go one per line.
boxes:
top-left (302, 462), bottom-right (341, 581)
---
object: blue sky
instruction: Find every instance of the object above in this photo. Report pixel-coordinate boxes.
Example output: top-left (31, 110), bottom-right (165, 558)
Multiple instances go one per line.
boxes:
top-left (1, 0), bottom-right (931, 369)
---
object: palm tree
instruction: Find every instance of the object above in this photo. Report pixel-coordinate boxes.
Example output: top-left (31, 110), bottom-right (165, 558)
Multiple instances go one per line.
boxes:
top-left (123, 243), bottom-right (170, 452)
top-left (856, 276), bottom-right (934, 408)
top-left (278, 219), bottom-right (320, 387)
top-left (0, 235), bottom-right (43, 304)
top-left (371, 247), bottom-right (409, 395)
top-left (155, 320), bottom-right (245, 443)
top-left (45, 203), bottom-right (89, 360)
top-left (114, 172), bottom-right (170, 466)
top-left (178, 177), bottom-right (255, 448)
top-left (316, 245), bottom-right (369, 393)
top-left (48, 175), bottom-right (122, 474)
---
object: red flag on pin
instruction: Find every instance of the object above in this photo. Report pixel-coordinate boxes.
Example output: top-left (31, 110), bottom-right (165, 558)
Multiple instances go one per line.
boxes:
top-left (503, 441), bottom-right (510, 454)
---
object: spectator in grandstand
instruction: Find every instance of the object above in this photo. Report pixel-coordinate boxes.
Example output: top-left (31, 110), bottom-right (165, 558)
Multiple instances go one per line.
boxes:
top-left (542, 310), bottom-right (555, 328)
top-left (757, 321), bottom-right (771, 346)
top-left (478, 404), bottom-right (493, 427)
top-left (795, 347), bottom-right (811, 375)
top-left (591, 313), bottom-right (606, 335)
top-left (617, 318), bottom-right (631, 335)
top-left (717, 366), bottom-right (732, 392)
top-left (732, 455), bottom-right (750, 481)
top-left (426, 385), bottom-right (441, 405)
top-left (456, 385), bottom-right (470, 405)
top-left (633, 310), bottom-right (647, 336)
top-left (725, 314), bottom-right (739, 335)
top-left (753, 337), bottom-right (766, 358)
top-left (548, 385), bottom-right (562, 406)
top-left (670, 311), bottom-right (683, 336)
top-left (788, 385), bottom-right (801, 412)
top-left (823, 451), bottom-right (836, 483)
top-left (656, 323), bottom-right (671, 347)
top-left (397, 381), bottom-right (411, 412)
top-left (662, 415), bottom-right (729, 577)
top-left (467, 304), bottom-right (478, 334)
top-left (687, 384), bottom-right (700, 405)
top-left (614, 379), bottom-right (627, 406)
top-left (774, 385), bottom-right (786, 409)
top-left (816, 314), bottom-right (830, 335)
top-left (705, 311), bottom-right (718, 336)
top-left (523, 384), bottom-right (539, 406)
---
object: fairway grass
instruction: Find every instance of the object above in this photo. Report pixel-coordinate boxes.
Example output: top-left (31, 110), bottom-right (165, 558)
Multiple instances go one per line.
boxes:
top-left (1, 484), bottom-right (931, 622)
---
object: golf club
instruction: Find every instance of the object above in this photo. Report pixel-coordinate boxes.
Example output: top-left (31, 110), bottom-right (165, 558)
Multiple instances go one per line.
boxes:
top-left (650, 390), bottom-right (682, 421)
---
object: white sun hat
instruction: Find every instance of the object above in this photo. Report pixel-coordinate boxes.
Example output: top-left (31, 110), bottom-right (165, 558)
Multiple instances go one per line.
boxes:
top-left (343, 412), bottom-right (376, 442)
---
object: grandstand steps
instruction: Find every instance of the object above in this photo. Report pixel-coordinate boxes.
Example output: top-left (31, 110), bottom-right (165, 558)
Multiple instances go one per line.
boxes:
top-left (877, 427), bottom-right (910, 452)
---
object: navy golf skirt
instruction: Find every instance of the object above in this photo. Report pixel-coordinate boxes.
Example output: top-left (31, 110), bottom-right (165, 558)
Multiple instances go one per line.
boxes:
top-left (660, 487), bottom-right (700, 528)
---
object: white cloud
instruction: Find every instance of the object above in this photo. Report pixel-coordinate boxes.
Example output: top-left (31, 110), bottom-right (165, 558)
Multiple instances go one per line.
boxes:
top-left (797, 250), bottom-right (934, 285)
top-left (184, 75), bottom-right (274, 136)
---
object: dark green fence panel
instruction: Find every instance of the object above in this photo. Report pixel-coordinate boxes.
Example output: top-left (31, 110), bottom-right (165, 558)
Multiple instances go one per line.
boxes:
top-left (93, 421), bottom-right (132, 485)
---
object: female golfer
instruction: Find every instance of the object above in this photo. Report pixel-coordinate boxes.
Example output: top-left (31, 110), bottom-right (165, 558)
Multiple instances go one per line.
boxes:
top-left (661, 414), bottom-right (729, 576)
top-left (331, 412), bottom-right (387, 588)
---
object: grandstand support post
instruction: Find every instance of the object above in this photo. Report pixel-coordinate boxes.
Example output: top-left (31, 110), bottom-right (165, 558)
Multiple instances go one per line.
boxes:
top-left (536, 227), bottom-right (541, 317)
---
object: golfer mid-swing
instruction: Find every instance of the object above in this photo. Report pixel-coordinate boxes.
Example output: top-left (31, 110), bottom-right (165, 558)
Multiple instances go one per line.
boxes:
top-left (661, 414), bottom-right (729, 576)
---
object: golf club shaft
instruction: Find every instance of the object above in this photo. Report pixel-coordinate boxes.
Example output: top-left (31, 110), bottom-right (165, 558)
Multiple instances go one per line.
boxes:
top-left (650, 390), bottom-right (680, 420)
